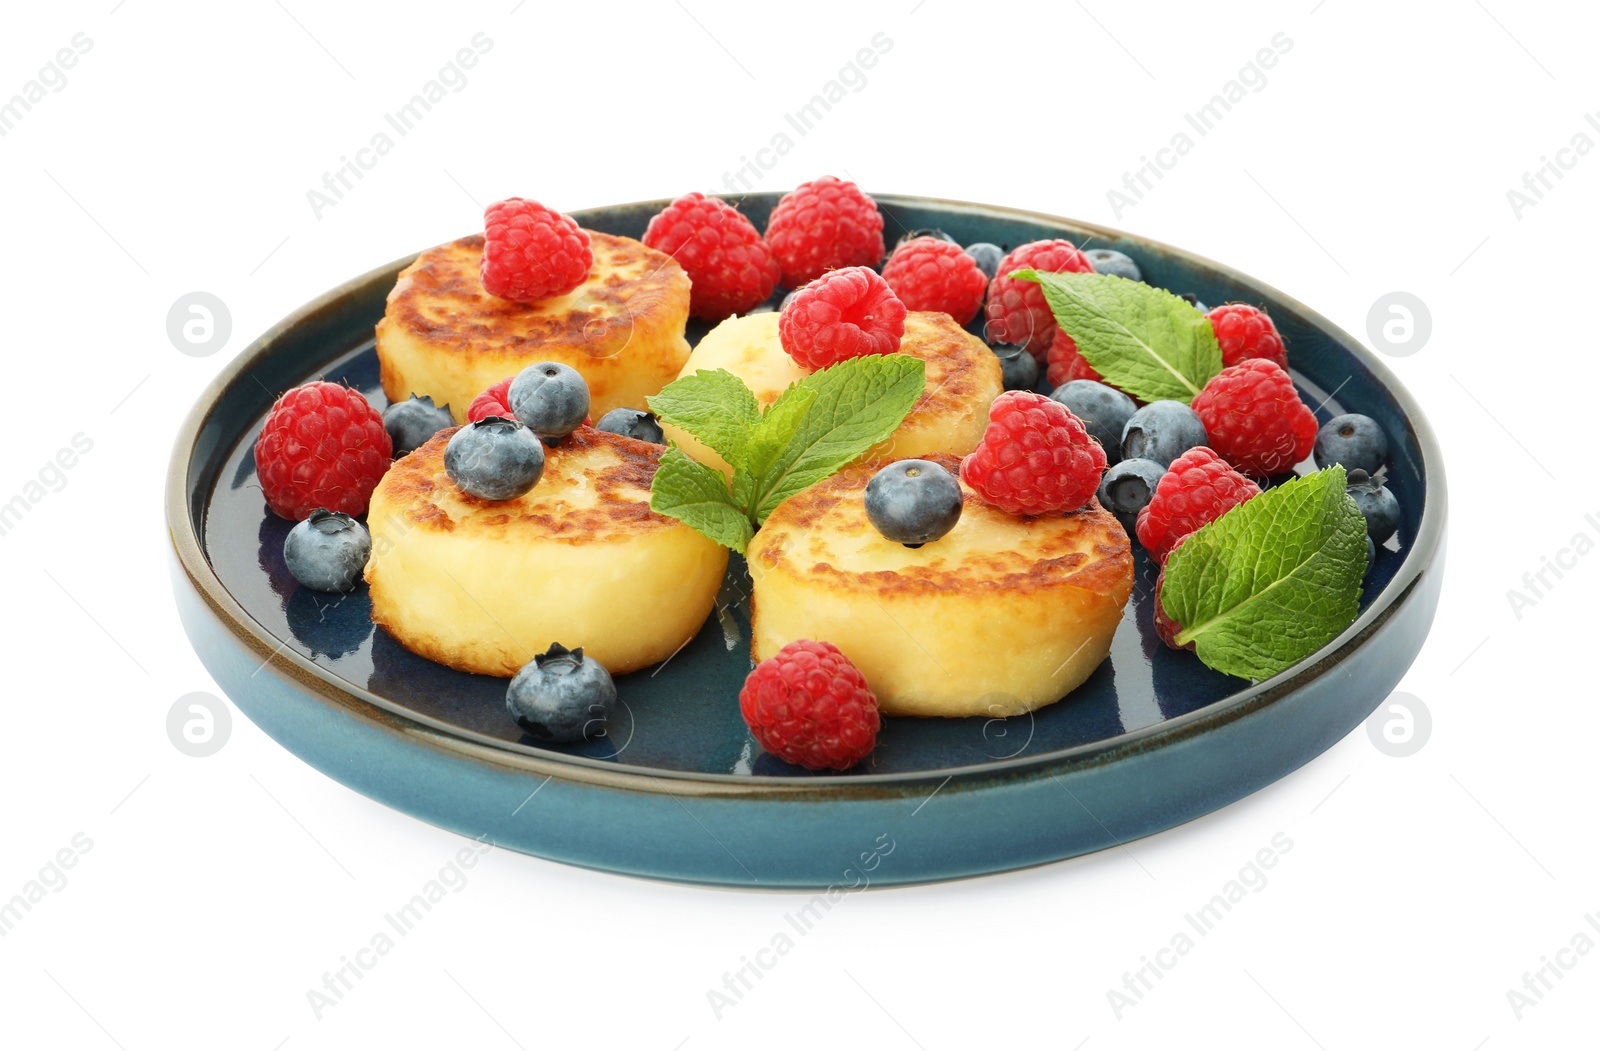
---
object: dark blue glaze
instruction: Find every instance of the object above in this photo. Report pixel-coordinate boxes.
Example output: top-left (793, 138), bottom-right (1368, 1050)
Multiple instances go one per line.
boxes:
top-left (168, 195), bottom-right (1446, 887)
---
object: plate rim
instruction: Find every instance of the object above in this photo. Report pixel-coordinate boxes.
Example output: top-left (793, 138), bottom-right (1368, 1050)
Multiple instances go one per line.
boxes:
top-left (165, 192), bottom-right (1448, 798)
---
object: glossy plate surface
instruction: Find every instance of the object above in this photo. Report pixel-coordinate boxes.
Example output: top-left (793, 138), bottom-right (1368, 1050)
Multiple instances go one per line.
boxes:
top-left (167, 195), bottom-right (1446, 887)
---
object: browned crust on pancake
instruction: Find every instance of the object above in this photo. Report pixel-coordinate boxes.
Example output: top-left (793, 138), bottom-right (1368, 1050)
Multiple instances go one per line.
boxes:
top-left (382, 232), bottom-right (689, 357)
top-left (899, 312), bottom-right (999, 424)
top-left (374, 425), bottom-right (679, 542)
top-left (751, 453), bottom-right (1133, 598)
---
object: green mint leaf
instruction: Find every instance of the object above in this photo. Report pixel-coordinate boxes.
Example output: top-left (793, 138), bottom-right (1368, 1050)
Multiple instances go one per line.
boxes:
top-left (751, 354), bottom-right (926, 523)
top-left (646, 369), bottom-right (760, 472)
top-left (746, 382), bottom-right (818, 480)
top-left (1014, 269), bottom-right (1223, 404)
top-left (649, 446), bottom-right (754, 554)
top-left (1160, 466), bottom-right (1366, 681)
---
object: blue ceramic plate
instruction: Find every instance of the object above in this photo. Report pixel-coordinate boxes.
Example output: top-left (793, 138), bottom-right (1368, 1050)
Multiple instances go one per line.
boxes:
top-left (167, 195), bottom-right (1446, 888)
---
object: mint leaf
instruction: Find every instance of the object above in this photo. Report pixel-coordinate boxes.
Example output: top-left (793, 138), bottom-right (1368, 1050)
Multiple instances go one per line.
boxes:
top-left (1014, 269), bottom-right (1223, 403)
top-left (649, 446), bottom-right (754, 554)
top-left (1160, 467), bottom-right (1366, 681)
top-left (734, 383), bottom-right (817, 511)
top-left (647, 369), bottom-right (760, 472)
top-left (751, 354), bottom-right (926, 523)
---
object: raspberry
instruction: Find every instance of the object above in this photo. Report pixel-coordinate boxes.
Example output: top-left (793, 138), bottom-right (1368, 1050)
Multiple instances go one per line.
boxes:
top-left (254, 381), bottom-right (392, 521)
top-left (1207, 303), bottom-right (1289, 370)
top-left (983, 239), bottom-right (1095, 358)
top-left (643, 192), bottom-right (780, 320)
top-left (480, 198), bottom-right (592, 303)
top-left (959, 391), bottom-right (1108, 516)
top-left (468, 377), bottom-right (514, 422)
top-left (764, 176), bottom-right (885, 287)
top-left (880, 236), bottom-right (988, 325)
top-left (1135, 447), bottom-right (1260, 562)
top-left (1045, 327), bottom-right (1104, 388)
top-left (778, 266), bottom-right (907, 371)
top-left (1190, 359), bottom-right (1318, 476)
top-left (739, 639), bottom-right (880, 771)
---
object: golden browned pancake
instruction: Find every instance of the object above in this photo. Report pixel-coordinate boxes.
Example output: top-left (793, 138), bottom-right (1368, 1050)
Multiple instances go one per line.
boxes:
top-left (365, 426), bottom-right (727, 677)
top-left (747, 454), bottom-right (1133, 717)
top-left (376, 232), bottom-right (692, 422)
top-left (660, 311), bottom-right (1002, 476)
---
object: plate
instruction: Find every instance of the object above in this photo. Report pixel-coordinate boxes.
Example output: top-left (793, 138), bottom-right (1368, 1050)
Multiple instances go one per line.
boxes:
top-left (166, 194), bottom-right (1446, 888)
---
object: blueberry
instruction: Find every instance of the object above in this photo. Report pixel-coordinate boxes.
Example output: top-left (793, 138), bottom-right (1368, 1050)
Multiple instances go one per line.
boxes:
top-left (964, 242), bottom-right (1005, 281)
top-left (1314, 413), bottom-right (1389, 475)
top-left (1085, 248), bottom-right (1142, 282)
top-left (506, 642), bottom-right (616, 743)
top-left (1051, 380), bottom-right (1137, 454)
top-left (991, 344), bottom-right (1039, 391)
top-left (1346, 468), bottom-right (1400, 542)
top-left (864, 459), bottom-right (963, 546)
top-left (1122, 400), bottom-right (1208, 468)
top-left (509, 361), bottom-right (590, 441)
top-left (1178, 292), bottom-right (1210, 313)
top-left (1366, 535), bottom-right (1377, 574)
top-left (1097, 458), bottom-right (1166, 534)
top-left (443, 416), bottom-right (545, 501)
top-left (382, 394), bottom-right (453, 457)
top-left (283, 509), bottom-right (371, 593)
top-left (595, 408), bottom-right (665, 444)
top-left (895, 228), bottom-right (956, 251)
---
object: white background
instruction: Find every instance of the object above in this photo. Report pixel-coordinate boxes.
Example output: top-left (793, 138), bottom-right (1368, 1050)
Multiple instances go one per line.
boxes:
top-left (2, 0), bottom-right (1595, 1047)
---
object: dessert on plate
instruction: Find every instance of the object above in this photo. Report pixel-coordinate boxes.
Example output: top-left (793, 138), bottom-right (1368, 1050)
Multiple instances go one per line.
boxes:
top-left (363, 424), bottom-right (727, 678)
top-left (747, 453), bottom-right (1133, 717)
top-left (250, 180), bottom-right (1391, 772)
top-left (376, 229), bottom-right (692, 422)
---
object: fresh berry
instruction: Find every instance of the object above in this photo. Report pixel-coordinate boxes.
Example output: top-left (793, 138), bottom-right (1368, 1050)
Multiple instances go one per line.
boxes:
top-left (1366, 534), bottom-right (1377, 573)
top-left (983, 239), bottom-right (1095, 357)
top-left (1045, 327), bottom-right (1104, 387)
top-left (1135, 447), bottom-right (1261, 562)
top-left (1121, 400), bottom-right (1208, 468)
top-left (764, 176), bottom-right (885, 287)
top-left (642, 192), bottom-right (779, 320)
top-left (1207, 303), bottom-right (1288, 370)
top-left (594, 408), bottom-right (665, 444)
top-left (1180, 293), bottom-right (1210, 313)
top-left (254, 381), bottom-right (392, 521)
top-left (480, 198), bottom-right (592, 303)
top-left (283, 509), bottom-right (371, 593)
top-left (960, 391), bottom-right (1108, 516)
top-left (778, 266), bottom-right (907, 371)
top-left (964, 242), bottom-right (1005, 280)
top-left (880, 236), bottom-right (988, 325)
top-left (468, 377), bottom-right (515, 422)
top-left (1051, 380), bottom-right (1137, 455)
top-left (1345, 469), bottom-right (1400, 542)
top-left (1085, 248), bottom-right (1142, 282)
top-left (1190, 359), bottom-right (1318, 476)
top-left (895, 228), bottom-right (956, 250)
top-left (993, 343), bottom-right (1039, 391)
top-left (443, 417), bottom-right (546, 501)
top-left (864, 459), bottom-right (964, 546)
top-left (1152, 560), bottom-right (1191, 651)
top-left (383, 394), bottom-right (453, 457)
top-left (1097, 457), bottom-right (1166, 535)
top-left (1314, 413), bottom-right (1389, 475)
top-left (739, 639), bottom-right (880, 771)
top-left (506, 642), bottom-right (616, 743)
top-left (510, 362), bottom-right (590, 441)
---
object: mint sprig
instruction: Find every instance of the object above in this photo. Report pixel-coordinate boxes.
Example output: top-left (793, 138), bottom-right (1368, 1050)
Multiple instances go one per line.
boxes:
top-left (1013, 269), bottom-right (1223, 403)
top-left (647, 354), bottom-right (926, 552)
top-left (1160, 466), bottom-right (1367, 681)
